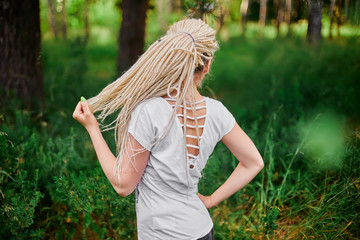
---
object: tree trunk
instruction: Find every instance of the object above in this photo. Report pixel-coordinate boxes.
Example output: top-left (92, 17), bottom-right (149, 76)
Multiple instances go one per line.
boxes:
top-left (285, 0), bottom-right (292, 36)
top-left (0, 0), bottom-right (43, 106)
top-left (306, 0), bottom-right (323, 44)
top-left (156, 0), bottom-right (171, 33)
top-left (344, 0), bottom-right (349, 22)
top-left (240, 0), bottom-right (250, 36)
top-left (259, 0), bottom-right (267, 28)
top-left (47, 0), bottom-right (58, 38)
top-left (336, 0), bottom-right (343, 38)
top-left (217, 1), bottom-right (225, 32)
top-left (356, 0), bottom-right (360, 25)
top-left (275, 0), bottom-right (285, 36)
top-left (274, 0), bottom-right (279, 23)
top-left (329, 0), bottom-right (336, 39)
top-left (294, 0), bottom-right (301, 22)
top-left (60, 0), bottom-right (67, 38)
top-left (172, 0), bottom-right (182, 13)
top-left (117, 0), bottom-right (149, 74)
top-left (84, 0), bottom-right (90, 40)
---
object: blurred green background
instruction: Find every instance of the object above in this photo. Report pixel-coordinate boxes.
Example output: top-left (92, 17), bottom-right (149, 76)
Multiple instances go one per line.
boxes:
top-left (1, 0), bottom-right (359, 239)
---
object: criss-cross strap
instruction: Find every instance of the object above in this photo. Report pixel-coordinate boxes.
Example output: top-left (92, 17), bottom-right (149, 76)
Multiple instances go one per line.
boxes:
top-left (186, 134), bottom-right (201, 139)
top-left (164, 97), bottom-right (207, 169)
top-left (187, 153), bottom-right (198, 160)
top-left (164, 98), bottom-right (205, 105)
top-left (171, 105), bottom-right (207, 110)
top-left (186, 144), bottom-right (200, 149)
top-left (180, 124), bottom-right (205, 129)
top-left (177, 114), bottom-right (206, 120)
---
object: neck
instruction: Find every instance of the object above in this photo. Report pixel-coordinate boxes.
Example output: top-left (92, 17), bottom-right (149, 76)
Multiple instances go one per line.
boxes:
top-left (165, 74), bottom-right (205, 102)
top-left (185, 74), bottom-right (203, 102)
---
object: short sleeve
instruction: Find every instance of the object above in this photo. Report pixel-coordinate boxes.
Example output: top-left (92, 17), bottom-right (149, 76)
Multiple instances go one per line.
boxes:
top-left (128, 102), bottom-right (154, 151)
top-left (219, 102), bottom-right (236, 138)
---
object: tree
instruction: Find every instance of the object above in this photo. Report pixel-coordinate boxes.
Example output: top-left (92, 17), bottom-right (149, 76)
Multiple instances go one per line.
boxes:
top-left (306, 0), bottom-right (323, 44)
top-left (329, 0), bottom-right (336, 39)
top-left (47, 0), bottom-right (58, 38)
top-left (84, 0), bottom-right (90, 39)
top-left (259, 0), bottom-right (268, 30)
top-left (59, 0), bottom-right (67, 38)
top-left (344, 0), bottom-right (349, 21)
top-left (172, 0), bottom-right (182, 13)
top-left (275, 0), bottom-right (285, 36)
top-left (0, 0), bottom-right (43, 106)
top-left (156, 0), bottom-right (172, 33)
top-left (46, 0), bottom-right (67, 39)
top-left (335, 0), bottom-right (343, 38)
top-left (240, 0), bottom-right (250, 36)
top-left (117, 0), bottom-right (149, 73)
top-left (285, 0), bottom-right (292, 36)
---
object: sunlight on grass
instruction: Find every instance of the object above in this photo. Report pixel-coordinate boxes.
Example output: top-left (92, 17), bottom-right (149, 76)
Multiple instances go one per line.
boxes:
top-left (299, 112), bottom-right (346, 170)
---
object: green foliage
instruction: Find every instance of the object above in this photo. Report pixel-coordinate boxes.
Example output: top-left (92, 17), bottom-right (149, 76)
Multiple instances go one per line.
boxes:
top-left (0, 108), bottom-right (136, 239)
top-left (50, 169), bottom-right (136, 239)
top-left (0, 40), bottom-right (132, 237)
top-left (0, 128), bottom-right (44, 239)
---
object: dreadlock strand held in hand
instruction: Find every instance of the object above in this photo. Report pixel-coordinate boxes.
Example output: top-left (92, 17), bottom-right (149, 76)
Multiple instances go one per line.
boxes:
top-left (87, 18), bottom-right (219, 182)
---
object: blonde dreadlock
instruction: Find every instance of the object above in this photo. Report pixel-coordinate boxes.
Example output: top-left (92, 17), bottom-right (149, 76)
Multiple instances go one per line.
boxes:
top-left (87, 18), bottom-right (218, 182)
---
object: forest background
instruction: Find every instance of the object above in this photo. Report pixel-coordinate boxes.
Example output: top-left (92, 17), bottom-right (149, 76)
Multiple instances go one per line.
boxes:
top-left (0, 0), bottom-right (359, 239)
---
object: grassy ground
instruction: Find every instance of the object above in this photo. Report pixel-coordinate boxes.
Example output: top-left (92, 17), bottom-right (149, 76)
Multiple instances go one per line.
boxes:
top-left (1, 33), bottom-right (359, 239)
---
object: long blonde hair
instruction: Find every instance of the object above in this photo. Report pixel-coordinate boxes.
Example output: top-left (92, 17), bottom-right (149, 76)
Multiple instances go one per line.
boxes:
top-left (88, 18), bottom-right (218, 181)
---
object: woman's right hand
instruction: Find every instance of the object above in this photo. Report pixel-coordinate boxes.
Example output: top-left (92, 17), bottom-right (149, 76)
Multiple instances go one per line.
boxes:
top-left (72, 100), bottom-right (99, 131)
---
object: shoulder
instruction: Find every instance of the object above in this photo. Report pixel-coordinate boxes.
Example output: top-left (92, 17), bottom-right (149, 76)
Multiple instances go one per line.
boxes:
top-left (134, 97), bottom-right (163, 111)
top-left (205, 97), bottom-right (236, 138)
top-left (130, 97), bottom-right (169, 124)
top-left (205, 97), bottom-right (220, 104)
top-left (205, 97), bottom-right (231, 113)
top-left (129, 98), bottom-right (165, 130)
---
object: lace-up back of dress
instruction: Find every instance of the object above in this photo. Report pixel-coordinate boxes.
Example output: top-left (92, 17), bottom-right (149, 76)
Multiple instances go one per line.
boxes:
top-left (165, 97), bottom-right (207, 169)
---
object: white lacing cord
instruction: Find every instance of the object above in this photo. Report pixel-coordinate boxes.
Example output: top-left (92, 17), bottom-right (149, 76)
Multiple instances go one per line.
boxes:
top-left (186, 134), bottom-right (201, 139)
top-left (186, 144), bottom-right (200, 149)
top-left (180, 124), bottom-right (205, 129)
top-left (170, 105), bottom-right (207, 110)
top-left (164, 97), bottom-right (205, 105)
top-left (177, 114), bottom-right (206, 120)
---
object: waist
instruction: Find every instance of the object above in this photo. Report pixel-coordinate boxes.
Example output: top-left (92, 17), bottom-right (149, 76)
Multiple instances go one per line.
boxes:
top-left (141, 169), bottom-right (199, 197)
top-left (136, 181), bottom-right (213, 239)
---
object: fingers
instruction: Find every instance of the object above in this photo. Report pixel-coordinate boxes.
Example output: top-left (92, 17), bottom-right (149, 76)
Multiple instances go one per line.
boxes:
top-left (72, 102), bottom-right (83, 120)
top-left (73, 98), bottom-right (98, 130)
top-left (197, 193), bottom-right (205, 201)
top-left (197, 193), bottom-right (212, 208)
top-left (81, 100), bottom-right (91, 115)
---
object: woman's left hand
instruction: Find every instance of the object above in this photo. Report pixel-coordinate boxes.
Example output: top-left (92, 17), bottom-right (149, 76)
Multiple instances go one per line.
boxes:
top-left (73, 100), bottom-right (98, 131)
top-left (197, 193), bottom-right (214, 209)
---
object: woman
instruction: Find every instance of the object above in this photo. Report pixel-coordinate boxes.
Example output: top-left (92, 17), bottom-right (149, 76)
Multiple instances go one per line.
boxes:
top-left (73, 19), bottom-right (264, 239)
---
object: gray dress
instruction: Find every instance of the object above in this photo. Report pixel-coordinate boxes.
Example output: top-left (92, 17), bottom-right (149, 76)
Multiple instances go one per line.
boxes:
top-left (128, 97), bottom-right (235, 239)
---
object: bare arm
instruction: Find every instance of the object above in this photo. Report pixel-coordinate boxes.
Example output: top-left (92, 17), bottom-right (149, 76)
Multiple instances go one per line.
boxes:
top-left (73, 100), bottom-right (149, 197)
top-left (198, 122), bottom-right (264, 208)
